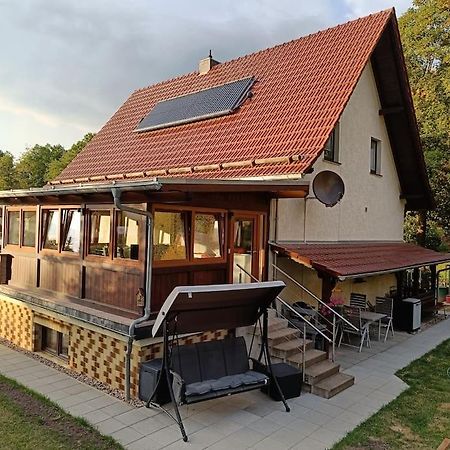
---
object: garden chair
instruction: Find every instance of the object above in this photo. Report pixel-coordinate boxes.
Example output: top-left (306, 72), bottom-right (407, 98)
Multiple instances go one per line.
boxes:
top-left (375, 297), bottom-right (394, 341)
top-left (338, 305), bottom-right (370, 352)
top-left (350, 293), bottom-right (367, 309)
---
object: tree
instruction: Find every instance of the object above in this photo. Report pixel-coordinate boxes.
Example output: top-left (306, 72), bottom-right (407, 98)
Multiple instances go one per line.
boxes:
top-left (15, 144), bottom-right (65, 189)
top-left (0, 151), bottom-right (16, 190)
top-left (46, 133), bottom-right (95, 182)
top-left (399, 0), bottom-right (450, 247)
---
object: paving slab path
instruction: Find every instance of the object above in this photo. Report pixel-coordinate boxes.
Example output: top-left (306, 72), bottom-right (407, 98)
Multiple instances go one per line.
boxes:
top-left (0, 317), bottom-right (448, 449)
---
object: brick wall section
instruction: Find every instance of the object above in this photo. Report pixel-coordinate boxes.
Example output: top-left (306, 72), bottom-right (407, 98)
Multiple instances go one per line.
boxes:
top-left (0, 297), bottom-right (33, 350)
top-left (0, 295), bottom-right (228, 398)
top-left (70, 326), bottom-right (228, 397)
top-left (70, 326), bottom-right (129, 392)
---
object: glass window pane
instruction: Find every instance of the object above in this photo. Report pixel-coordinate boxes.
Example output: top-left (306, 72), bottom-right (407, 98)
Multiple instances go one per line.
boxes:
top-left (43, 327), bottom-right (58, 354)
top-left (62, 210), bottom-right (81, 253)
top-left (153, 212), bottom-right (187, 261)
top-left (42, 210), bottom-right (59, 250)
top-left (0, 208), bottom-right (3, 246)
top-left (88, 210), bottom-right (111, 256)
top-left (60, 333), bottom-right (69, 357)
top-left (194, 214), bottom-right (222, 259)
top-left (7, 211), bottom-right (20, 245)
top-left (324, 129), bottom-right (335, 161)
top-left (233, 219), bottom-right (254, 283)
top-left (115, 211), bottom-right (140, 260)
top-left (22, 211), bottom-right (36, 247)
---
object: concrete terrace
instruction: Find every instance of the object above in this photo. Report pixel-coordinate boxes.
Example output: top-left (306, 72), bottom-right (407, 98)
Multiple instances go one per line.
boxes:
top-left (0, 317), bottom-right (448, 450)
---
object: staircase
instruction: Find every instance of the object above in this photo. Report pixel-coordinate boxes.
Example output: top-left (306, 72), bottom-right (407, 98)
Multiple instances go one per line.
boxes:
top-left (249, 315), bottom-right (354, 399)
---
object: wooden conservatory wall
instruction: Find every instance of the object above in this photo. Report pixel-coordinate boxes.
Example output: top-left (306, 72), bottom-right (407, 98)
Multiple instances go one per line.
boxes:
top-left (2, 192), bottom-right (270, 314)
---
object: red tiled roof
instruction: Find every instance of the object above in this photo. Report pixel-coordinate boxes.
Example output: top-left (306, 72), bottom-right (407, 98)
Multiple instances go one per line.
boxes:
top-left (55, 9), bottom-right (395, 184)
top-left (271, 242), bottom-right (450, 279)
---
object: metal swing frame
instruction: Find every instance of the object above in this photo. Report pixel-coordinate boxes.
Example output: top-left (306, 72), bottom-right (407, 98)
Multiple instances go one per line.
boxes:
top-left (144, 282), bottom-right (290, 442)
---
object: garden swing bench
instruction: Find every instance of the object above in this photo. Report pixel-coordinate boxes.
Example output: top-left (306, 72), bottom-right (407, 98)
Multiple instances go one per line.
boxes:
top-left (146, 281), bottom-right (290, 442)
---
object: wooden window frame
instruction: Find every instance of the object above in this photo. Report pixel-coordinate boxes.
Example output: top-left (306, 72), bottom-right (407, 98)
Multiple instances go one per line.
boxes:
top-left (228, 210), bottom-right (266, 283)
top-left (113, 208), bottom-right (145, 265)
top-left (5, 207), bottom-right (22, 249)
top-left (4, 206), bottom-right (38, 253)
top-left (60, 208), bottom-right (83, 256)
top-left (85, 206), bottom-right (114, 262)
top-left (40, 207), bottom-right (61, 254)
top-left (152, 206), bottom-right (190, 268)
top-left (85, 204), bottom-right (145, 267)
top-left (192, 211), bottom-right (226, 264)
top-left (40, 206), bottom-right (82, 258)
top-left (22, 209), bottom-right (38, 250)
top-left (152, 204), bottom-right (227, 268)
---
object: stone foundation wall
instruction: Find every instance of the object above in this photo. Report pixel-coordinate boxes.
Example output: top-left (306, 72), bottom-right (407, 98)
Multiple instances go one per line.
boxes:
top-left (0, 294), bottom-right (228, 398)
top-left (0, 295), bottom-right (33, 350)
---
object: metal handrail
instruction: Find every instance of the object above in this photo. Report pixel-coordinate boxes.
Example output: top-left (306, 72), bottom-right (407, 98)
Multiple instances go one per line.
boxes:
top-left (236, 264), bottom-right (332, 344)
top-left (272, 264), bottom-right (359, 332)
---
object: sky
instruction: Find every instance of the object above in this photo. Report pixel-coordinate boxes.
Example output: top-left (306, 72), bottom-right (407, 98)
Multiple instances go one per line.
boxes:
top-left (0, 0), bottom-right (412, 158)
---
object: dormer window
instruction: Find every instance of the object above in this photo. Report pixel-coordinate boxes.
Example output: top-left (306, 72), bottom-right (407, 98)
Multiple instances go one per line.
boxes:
top-left (324, 126), bottom-right (339, 163)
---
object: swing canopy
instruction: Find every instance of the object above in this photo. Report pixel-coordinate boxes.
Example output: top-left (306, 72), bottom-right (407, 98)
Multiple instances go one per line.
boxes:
top-left (152, 281), bottom-right (285, 337)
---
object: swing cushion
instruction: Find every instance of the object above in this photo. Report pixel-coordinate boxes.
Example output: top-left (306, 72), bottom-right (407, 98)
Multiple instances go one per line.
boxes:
top-left (171, 337), bottom-right (269, 404)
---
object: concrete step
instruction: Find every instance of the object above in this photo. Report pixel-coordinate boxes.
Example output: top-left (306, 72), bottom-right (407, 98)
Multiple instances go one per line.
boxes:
top-left (271, 338), bottom-right (314, 359)
top-left (267, 328), bottom-right (300, 345)
top-left (304, 360), bottom-right (341, 386)
top-left (253, 317), bottom-right (288, 335)
top-left (311, 373), bottom-right (355, 399)
top-left (287, 349), bottom-right (327, 368)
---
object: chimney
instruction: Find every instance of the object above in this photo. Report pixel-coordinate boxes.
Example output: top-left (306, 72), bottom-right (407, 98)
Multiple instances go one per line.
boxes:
top-left (199, 50), bottom-right (220, 75)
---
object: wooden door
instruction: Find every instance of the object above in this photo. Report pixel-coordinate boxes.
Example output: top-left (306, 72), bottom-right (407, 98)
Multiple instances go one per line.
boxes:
top-left (230, 215), bottom-right (261, 283)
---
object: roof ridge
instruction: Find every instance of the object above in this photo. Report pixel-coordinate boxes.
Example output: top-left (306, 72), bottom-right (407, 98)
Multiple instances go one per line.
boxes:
top-left (134, 8), bottom-right (394, 95)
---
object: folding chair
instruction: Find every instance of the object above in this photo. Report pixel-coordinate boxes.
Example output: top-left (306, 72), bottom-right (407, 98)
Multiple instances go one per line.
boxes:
top-left (350, 293), bottom-right (367, 309)
top-left (338, 305), bottom-right (370, 352)
top-left (375, 297), bottom-right (394, 341)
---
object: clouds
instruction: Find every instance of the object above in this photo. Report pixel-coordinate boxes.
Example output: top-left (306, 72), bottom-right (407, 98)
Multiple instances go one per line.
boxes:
top-left (342, 0), bottom-right (411, 17)
top-left (0, 0), bottom-right (412, 156)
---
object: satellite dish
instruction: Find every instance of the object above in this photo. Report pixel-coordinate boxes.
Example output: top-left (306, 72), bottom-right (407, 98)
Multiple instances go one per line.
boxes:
top-left (312, 170), bottom-right (345, 207)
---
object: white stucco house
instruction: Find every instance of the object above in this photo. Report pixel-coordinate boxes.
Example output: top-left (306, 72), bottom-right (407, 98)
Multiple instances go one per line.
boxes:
top-left (0, 8), bottom-right (449, 400)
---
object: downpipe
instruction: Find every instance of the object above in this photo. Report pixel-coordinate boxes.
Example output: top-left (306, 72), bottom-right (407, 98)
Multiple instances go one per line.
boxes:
top-left (112, 187), bottom-right (159, 401)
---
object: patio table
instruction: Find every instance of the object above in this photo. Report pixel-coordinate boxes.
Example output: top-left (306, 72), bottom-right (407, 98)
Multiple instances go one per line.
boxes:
top-left (360, 311), bottom-right (387, 341)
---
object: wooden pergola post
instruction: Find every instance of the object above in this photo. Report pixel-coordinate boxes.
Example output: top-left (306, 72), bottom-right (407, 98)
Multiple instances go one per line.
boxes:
top-left (319, 272), bottom-right (337, 304)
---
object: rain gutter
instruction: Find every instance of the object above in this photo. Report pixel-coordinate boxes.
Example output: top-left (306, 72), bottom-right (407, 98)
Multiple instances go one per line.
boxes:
top-left (111, 185), bottom-right (160, 401)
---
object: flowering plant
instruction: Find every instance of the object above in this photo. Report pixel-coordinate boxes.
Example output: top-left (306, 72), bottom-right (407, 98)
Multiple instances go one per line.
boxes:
top-left (320, 295), bottom-right (344, 317)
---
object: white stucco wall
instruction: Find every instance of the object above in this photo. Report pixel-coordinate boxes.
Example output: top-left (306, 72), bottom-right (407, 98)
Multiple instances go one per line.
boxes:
top-left (276, 62), bottom-right (406, 243)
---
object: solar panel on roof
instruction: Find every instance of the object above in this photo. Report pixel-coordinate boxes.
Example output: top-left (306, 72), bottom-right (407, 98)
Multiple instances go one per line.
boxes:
top-left (135, 77), bottom-right (254, 132)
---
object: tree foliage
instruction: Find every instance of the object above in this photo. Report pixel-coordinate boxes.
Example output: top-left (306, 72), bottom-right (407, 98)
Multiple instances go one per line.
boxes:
top-left (46, 133), bottom-right (95, 182)
top-left (399, 0), bottom-right (450, 246)
top-left (15, 144), bottom-right (65, 189)
top-left (0, 151), bottom-right (16, 190)
top-left (0, 133), bottom-right (94, 190)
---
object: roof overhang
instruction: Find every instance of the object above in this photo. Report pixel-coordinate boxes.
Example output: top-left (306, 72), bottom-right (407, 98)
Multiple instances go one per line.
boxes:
top-left (270, 241), bottom-right (450, 281)
top-left (0, 178), bottom-right (309, 205)
top-left (370, 14), bottom-right (434, 210)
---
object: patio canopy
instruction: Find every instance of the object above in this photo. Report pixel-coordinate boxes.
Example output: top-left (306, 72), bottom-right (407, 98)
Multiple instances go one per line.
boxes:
top-left (270, 242), bottom-right (450, 281)
top-left (152, 281), bottom-right (285, 337)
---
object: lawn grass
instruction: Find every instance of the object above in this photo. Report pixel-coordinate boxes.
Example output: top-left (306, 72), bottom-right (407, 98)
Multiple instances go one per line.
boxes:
top-left (332, 339), bottom-right (450, 449)
top-left (0, 373), bottom-right (123, 450)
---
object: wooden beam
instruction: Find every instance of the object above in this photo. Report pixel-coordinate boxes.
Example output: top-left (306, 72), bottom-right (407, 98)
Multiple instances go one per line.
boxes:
top-left (379, 106), bottom-right (404, 116)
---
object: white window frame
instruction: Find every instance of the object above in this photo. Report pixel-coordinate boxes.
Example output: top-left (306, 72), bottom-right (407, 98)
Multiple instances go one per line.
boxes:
top-left (370, 137), bottom-right (381, 175)
top-left (324, 124), bottom-right (340, 163)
